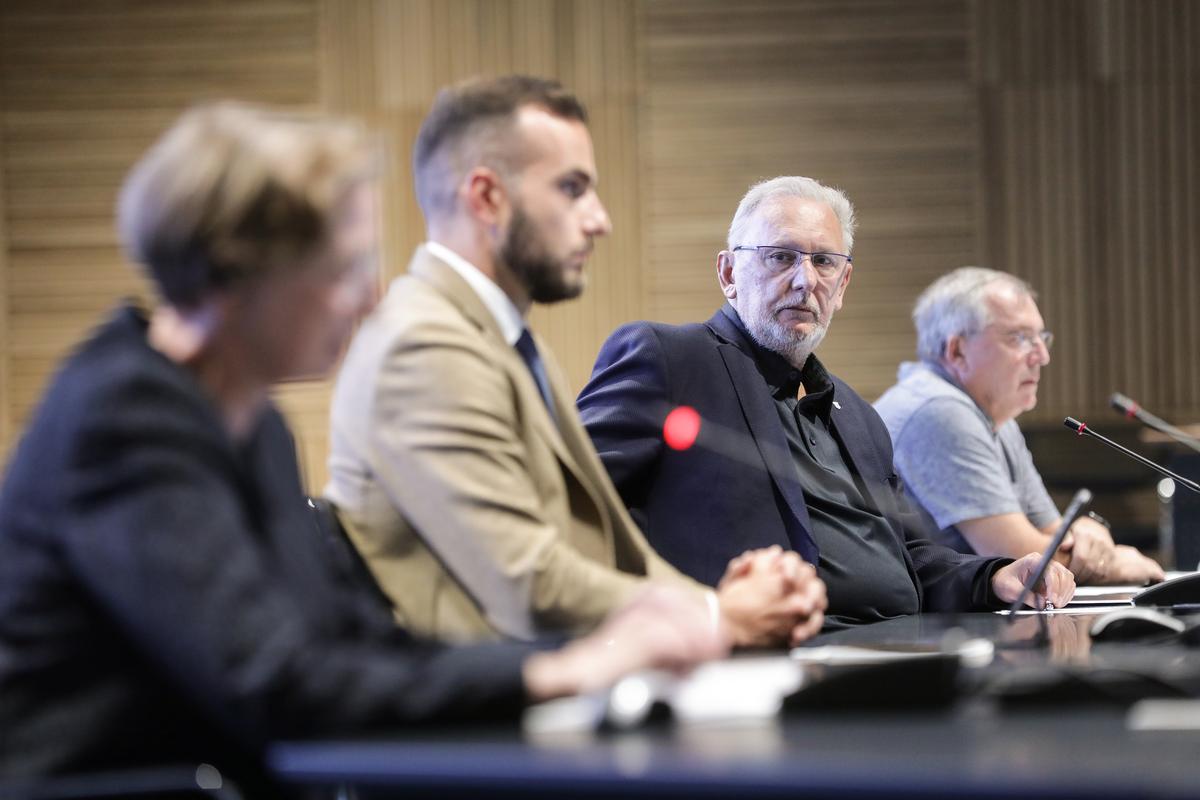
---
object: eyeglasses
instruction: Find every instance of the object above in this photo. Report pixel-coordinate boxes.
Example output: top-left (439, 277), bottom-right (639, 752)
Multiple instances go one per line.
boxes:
top-left (732, 245), bottom-right (851, 277)
top-left (989, 327), bottom-right (1054, 353)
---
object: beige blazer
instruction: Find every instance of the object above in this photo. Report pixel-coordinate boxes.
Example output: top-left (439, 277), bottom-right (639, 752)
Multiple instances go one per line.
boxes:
top-left (326, 247), bottom-right (698, 642)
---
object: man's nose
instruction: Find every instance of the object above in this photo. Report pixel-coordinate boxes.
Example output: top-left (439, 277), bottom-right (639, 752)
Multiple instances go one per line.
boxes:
top-left (1030, 339), bottom-right (1050, 366)
top-left (584, 194), bottom-right (612, 237)
top-left (788, 256), bottom-right (817, 292)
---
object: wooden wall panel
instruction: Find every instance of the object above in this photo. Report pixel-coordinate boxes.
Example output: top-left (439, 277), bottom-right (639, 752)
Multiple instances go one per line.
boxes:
top-left (974, 0), bottom-right (1200, 424)
top-left (640, 0), bottom-right (981, 400)
top-left (0, 0), bottom-right (642, 491)
top-left (0, 0), bottom-right (322, 476)
top-left (2, 0), bottom-right (1194, 494)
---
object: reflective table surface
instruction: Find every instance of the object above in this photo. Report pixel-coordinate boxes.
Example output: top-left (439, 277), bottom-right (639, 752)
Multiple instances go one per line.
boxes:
top-left (273, 611), bottom-right (1200, 799)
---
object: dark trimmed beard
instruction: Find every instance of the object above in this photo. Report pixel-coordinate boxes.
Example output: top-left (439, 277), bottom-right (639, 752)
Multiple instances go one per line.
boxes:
top-left (501, 204), bottom-right (584, 304)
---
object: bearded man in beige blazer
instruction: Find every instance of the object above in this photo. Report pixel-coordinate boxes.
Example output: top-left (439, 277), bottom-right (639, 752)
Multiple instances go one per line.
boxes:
top-left (326, 75), bottom-right (826, 647)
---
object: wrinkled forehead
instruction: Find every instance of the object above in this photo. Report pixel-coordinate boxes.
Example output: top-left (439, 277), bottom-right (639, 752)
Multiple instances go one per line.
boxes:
top-left (748, 196), bottom-right (843, 250)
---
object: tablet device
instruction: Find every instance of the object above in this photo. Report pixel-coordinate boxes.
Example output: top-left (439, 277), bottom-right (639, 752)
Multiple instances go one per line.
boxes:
top-left (1005, 487), bottom-right (1092, 617)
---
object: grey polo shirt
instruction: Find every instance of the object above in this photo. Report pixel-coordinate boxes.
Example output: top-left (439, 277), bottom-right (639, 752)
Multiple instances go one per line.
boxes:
top-left (873, 361), bottom-right (1059, 555)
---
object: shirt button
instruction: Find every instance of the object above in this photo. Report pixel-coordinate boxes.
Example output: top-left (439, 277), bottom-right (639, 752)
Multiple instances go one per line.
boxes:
top-left (809, 436), bottom-right (817, 445)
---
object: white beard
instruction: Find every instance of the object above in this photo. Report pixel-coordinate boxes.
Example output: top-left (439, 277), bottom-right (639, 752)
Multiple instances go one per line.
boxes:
top-left (744, 306), bottom-right (829, 369)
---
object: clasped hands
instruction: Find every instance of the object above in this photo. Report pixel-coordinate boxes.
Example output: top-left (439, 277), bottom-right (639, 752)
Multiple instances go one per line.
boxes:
top-left (715, 544), bottom-right (828, 647)
top-left (524, 546), bottom-right (826, 701)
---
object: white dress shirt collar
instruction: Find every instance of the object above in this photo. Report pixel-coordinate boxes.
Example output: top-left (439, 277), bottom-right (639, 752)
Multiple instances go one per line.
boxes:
top-left (425, 241), bottom-right (524, 347)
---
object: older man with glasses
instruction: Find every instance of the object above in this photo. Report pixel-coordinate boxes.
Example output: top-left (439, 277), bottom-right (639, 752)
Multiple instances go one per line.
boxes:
top-left (874, 267), bottom-right (1163, 585)
top-left (578, 178), bottom-right (1076, 629)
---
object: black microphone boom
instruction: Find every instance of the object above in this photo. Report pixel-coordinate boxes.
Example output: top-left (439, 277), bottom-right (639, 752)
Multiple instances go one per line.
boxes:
top-left (1110, 392), bottom-right (1200, 455)
top-left (1064, 417), bottom-right (1200, 494)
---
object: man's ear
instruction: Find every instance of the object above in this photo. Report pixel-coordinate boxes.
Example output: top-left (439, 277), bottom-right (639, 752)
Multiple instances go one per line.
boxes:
top-left (462, 167), bottom-right (507, 227)
top-left (717, 251), bottom-right (737, 299)
top-left (944, 333), bottom-right (968, 368)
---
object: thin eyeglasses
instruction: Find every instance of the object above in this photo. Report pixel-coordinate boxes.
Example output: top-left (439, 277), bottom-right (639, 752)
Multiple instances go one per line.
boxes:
top-left (732, 245), bottom-right (851, 278)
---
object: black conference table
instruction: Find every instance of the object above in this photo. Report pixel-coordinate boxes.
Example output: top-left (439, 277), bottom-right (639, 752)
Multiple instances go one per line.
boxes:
top-left (271, 610), bottom-right (1200, 799)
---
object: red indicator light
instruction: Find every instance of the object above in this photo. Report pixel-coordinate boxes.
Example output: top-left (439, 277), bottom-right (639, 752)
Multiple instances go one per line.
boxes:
top-left (663, 406), bottom-right (701, 451)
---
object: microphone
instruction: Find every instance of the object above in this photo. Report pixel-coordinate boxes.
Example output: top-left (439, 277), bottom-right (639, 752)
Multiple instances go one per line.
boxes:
top-left (1110, 392), bottom-right (1200, 455)
top-left (1063, 417), bottom-right (1200, 494)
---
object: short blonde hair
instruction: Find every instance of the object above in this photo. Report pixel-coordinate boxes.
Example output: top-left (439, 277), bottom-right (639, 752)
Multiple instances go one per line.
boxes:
top-left (118, 101), bottom-right (381, 307)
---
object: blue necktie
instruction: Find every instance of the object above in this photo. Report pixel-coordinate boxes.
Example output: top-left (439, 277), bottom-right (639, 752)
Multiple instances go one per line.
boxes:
top-left (515, 328), bottom-right (557, 423)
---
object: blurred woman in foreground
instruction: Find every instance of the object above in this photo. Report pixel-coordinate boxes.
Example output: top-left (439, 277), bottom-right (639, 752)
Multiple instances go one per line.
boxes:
top-left (0, 103), bottom-right (724, 787)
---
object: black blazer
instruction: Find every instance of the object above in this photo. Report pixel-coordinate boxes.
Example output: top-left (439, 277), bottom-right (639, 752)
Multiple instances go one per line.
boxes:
top-left (577, 308), bottom-right (1006, 615)
top-left (0, 306), bottom-right (531, 783)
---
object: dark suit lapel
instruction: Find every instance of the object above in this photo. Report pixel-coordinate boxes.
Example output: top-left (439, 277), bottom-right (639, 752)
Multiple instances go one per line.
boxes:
top-left (708, 312), bottom-right (819, 562)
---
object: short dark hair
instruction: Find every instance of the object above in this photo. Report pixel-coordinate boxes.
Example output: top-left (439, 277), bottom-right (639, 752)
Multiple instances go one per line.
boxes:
top-left (413, 74), bottom-right (588, 219)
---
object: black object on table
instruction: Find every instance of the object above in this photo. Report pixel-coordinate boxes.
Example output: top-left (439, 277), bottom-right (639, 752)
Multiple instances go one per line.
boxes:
top-left (270, 610), bottom-right (1200, 800)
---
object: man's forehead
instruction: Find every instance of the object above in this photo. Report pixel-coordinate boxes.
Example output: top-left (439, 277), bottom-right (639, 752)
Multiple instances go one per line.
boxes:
top-left (511, 105), bottom-right (595, 169)
top-left (984, 285), bottom-right (1043, 325)
top-left (751, 196), bottom-right (841, 243)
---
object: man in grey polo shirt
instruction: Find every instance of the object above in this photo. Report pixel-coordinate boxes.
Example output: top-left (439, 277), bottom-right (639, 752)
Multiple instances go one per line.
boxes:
top-left (875, 267), bottom-right (1163, 585)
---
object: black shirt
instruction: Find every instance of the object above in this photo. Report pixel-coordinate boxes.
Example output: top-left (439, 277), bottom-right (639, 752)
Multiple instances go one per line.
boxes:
top-left (722, 306), bottom-right (921, 627)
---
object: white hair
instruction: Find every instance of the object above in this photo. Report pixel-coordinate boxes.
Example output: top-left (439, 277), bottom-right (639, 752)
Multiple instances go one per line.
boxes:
top-left (726, 176), bottom-right (857, 254)
top-left (913, 266), bottom-right (1036, 363)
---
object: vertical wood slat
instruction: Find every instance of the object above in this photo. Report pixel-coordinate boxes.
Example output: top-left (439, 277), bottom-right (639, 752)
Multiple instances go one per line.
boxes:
top-left (973, 0), bottom-right (1200, 425)
top-left (0, 0), bottom-right (323, 478)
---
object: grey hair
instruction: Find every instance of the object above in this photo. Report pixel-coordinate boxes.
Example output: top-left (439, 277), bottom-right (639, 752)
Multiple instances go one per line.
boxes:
top-left (913, 266), bottom-right (1037, 363)
top-left (726, 176), bottom-right (857, 254)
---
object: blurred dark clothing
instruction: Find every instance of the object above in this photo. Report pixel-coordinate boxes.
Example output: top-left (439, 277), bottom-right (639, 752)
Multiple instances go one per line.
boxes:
top-left (0, 305), bottom-right (531, 783)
